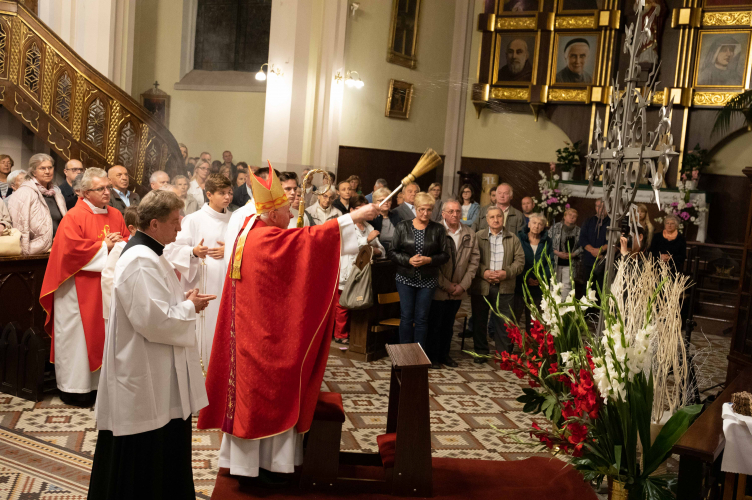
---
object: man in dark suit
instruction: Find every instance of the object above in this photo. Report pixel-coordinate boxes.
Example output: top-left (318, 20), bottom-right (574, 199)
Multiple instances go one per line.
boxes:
top-left (393, 182), bottom-right (419, 221)
top-left (472, 182), bottom-right (525, 235)
top-left (108, 165), bottom-right (140, 215)
top-left (59, 159), bottom-right (84, 210)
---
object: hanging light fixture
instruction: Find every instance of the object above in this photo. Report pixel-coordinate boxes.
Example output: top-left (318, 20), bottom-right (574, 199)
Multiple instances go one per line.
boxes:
top-left (344, 71), bottom-right (364, 88)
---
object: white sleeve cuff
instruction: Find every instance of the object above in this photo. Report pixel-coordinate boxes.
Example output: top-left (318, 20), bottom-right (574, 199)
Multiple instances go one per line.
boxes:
top-left (82, 241), bottom-right (109, 272)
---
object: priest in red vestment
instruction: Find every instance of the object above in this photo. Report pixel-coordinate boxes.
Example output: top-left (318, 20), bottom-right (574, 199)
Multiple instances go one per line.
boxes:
top-left (198, 165), bottom-right (377, 481)
top-left (40, 168), bottom-right (128, 407)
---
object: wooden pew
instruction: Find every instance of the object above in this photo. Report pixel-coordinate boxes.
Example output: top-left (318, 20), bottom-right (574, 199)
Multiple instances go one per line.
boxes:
top-left (341, 259), bottom-right (399, 361)
top-left (673, 366), bottom-right (752, 500)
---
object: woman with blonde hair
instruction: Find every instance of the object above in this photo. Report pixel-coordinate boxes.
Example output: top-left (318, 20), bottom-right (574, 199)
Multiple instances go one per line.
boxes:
top-left (188, 158), bottom-right (210, 207)
top-left (388, 192), bottom-right (450, 365)
top-left (7, 153), bottom-right (67, 254)
top-left (637, 203), bottom-right (654, 248)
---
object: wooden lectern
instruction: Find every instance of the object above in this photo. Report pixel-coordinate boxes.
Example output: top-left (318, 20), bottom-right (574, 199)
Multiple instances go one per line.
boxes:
top-left (302, 343), bottom-right (433, 496)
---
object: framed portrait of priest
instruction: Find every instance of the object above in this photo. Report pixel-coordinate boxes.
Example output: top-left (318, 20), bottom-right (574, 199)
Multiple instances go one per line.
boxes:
top-left (385, 79), bottom-right (414, 119)
top-left (693, 30), bottom-right (751, 88)
top-left (552, 33), bottom-right (601, 86)
top-left (494, 33), bottom-right (539, 84)
top-left (501, 0), bottom-right (540, 12)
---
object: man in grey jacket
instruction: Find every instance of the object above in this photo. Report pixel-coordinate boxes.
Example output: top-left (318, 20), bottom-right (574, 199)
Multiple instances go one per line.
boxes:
top-left (427, 200), bottom-right (480, 368)
top-left (472, 183), bottom-right (525, 236)
top-left (470, 206), bottom-right (525, 362)
top-left (393, 182), bottom-right (419, 222)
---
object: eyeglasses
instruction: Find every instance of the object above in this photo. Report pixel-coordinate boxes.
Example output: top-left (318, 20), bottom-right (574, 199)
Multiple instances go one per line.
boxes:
top-left (416, 208), bottom-right (432, 214)
top-left (65, 167), bottom-right (84, 173)
top-left (443, 210), bottom-right (462, 215)
top-left (196, 166), bottom-right (209, 171)
top-left (37, 166), bottom-right (54, 172)
top-left (87, 185), bottom-right (112, 193)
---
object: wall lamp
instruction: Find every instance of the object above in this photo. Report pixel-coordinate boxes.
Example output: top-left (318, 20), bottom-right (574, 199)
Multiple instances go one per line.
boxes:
top-left (255, 63), bottom-right (283, 81)
top-left (344, 71), bottom-right (364, 88)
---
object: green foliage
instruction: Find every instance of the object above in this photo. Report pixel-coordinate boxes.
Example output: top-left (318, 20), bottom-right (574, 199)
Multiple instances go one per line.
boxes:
top-left (712, 89), bottom-right (752, 136)
top-left (555, 140), bottom-right (583, 172)
top-left (680, 144), bottom-right (710, 175)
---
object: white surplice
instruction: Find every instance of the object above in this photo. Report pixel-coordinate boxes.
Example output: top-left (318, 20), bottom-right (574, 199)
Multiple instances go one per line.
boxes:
top-left (101, 241), bottom-right (126, 328)
top-left (53, 200), bottom-right (109, 393)
top-left (223, 201), bottom-right (257, 265)
top-left (164, 204), bottom-right (231, 367)
top-left (96, 234), bottom-right (208, 436)
top-left (219, 214), bottom-right (359, 477)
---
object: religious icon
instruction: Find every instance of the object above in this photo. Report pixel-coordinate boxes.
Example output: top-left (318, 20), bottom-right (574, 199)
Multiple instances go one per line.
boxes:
top-left (694, 30), bottom-right (751, 88)
top-left (634, 0), bottom-right (668, 66)
top-left (501, 0), bottom-right (540, 12)
top-left (559, 0), bottom-right (602, 11)
top-left (387, 0), bottom-right (422, 69)
top-left (495, 33), bottom-right (538, 84)
top-left (385, 79), bottom-right (414, 119)
top-left (553, 33), bottom-right (600, 85)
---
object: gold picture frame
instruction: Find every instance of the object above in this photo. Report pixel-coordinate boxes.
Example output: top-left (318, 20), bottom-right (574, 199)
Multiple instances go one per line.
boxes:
top-left (550, 32), bottom-right (602, 86)
top-left (387, 0), bottom-right (421, 69)
top-left (494, 32), bottom-right (541, 85)
top-left (385, 79), bottom-right (414, 119)
top-left (693, 29), bottom-right (752, 89)
top-left (702, 0), bottom-right (752, 10)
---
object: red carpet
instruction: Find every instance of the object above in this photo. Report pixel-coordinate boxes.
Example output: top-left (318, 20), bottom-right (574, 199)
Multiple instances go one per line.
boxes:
top-left (210, 456), bottom-right (599, 499)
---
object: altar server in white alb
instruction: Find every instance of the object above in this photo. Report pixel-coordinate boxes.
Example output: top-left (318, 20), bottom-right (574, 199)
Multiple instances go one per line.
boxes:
top-left (101, 206), bottom-right (140, 332)
top-left (164, 173), bottom-right (232, 367)
top-left (89, 190), bottom-right (215, 500)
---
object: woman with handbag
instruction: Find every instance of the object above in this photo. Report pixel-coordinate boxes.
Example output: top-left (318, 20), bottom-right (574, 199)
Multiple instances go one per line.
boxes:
top-left (333, 195), bottom-right (384, 345)
top-left (388, 192), bottom-right (450, 351)
top-left (7, 154), bottom-right (67, 255)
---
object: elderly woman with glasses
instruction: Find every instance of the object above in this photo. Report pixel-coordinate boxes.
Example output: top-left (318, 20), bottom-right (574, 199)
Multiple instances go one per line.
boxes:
top-left (7, 153), bottom-right (67, 255)
top-left (649, 214), bottom-right (687, 274)
top-left (388, 192), bottom-right (450, 351)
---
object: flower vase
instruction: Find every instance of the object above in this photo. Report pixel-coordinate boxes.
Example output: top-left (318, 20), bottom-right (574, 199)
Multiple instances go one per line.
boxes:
top-left (561, 171), bottom-right (572, 181)
top-left (688, 179), bottom-right (698, 190)
top-left (608, 479), bottom-right (628, 500)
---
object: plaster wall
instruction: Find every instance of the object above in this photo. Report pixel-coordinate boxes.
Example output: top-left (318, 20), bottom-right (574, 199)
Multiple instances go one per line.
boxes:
top-left (707, 130), bottom-right (752, 176)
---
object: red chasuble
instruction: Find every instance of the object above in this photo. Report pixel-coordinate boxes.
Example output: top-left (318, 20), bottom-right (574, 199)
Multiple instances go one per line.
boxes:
top-left (40, 199), bottom-right (128, 369)
top-left (198, 217), bottom-right (341, 440)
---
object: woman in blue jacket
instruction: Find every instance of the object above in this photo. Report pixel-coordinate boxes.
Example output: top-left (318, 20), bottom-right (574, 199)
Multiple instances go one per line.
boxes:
top-left (458, 184), bottom-right (480, 227)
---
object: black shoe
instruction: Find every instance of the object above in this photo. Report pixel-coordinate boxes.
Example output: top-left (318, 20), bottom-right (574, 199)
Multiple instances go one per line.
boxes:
top-left (59, 391), bottom-right (96, 408)
top-left (429, 362), bottom-right (442, 370)
top-left (473, 357), bottom-right (486, 365)
top-left (442, 357), bottom-right (459, 368)
top-left (258, 468), bottom-right (290, 486)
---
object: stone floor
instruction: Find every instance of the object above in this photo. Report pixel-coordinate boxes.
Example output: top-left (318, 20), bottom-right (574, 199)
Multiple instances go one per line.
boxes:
top-left (0, 323), bottom-right (731, 500)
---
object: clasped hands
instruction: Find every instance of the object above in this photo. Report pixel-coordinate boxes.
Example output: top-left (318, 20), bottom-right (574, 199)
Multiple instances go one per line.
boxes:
top-left (409, 254), bottom-right (432, 268)
top-left (185, 288), bottom-right (217, 313)
top-left (192, 238), bottom-right (225, 260)
top-left (104, 232), bottom-right (123, 251)
top-left (483, 269), bottom-right (507, 285)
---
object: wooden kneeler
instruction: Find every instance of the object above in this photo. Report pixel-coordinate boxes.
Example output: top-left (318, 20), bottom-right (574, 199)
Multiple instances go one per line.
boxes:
top-left (300, 391), bottom-right (346, 488)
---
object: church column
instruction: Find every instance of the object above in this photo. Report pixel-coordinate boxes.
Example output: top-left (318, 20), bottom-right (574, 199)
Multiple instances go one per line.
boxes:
top-left (441, 0), bottom-right (475, 198)
top-left (261, 0), bottom-right (348, 175)
top-left (38, 0), bottom-right (136, 93)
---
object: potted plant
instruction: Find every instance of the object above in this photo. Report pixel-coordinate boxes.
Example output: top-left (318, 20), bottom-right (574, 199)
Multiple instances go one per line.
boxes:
top-left (470, 255), bottom-right (702, 499)
top-left (555, 140), bottom-right (582, 181)
top-left (680, 144), bottom-right (709, 190)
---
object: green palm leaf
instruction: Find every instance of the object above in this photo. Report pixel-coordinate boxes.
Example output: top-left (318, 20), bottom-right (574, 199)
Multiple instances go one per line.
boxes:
top-left (713, 90), bottom-right (752, 136)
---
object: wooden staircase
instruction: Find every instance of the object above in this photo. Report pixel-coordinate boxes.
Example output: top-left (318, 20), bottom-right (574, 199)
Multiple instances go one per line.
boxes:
top-left (0, 0), bottom-right (184, 194)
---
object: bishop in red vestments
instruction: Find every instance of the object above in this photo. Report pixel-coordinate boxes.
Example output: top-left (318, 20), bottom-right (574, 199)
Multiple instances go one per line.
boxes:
top-left (198, 166), bottom-right (377, 480)
top-left (40, 168), bottom-right (127, 406)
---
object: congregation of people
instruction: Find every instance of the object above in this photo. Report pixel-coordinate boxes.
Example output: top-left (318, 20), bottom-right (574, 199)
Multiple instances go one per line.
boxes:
top-left (0, 144), bottom-right (689, 382)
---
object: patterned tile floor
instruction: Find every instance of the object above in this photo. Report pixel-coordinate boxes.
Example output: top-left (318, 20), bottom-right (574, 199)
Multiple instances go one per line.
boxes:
top-left (0, 325), bottom-right (731, 500)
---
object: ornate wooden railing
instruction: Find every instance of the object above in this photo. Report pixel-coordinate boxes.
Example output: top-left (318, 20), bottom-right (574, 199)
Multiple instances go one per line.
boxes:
top-left (0, 1), bottom-right (184, 194)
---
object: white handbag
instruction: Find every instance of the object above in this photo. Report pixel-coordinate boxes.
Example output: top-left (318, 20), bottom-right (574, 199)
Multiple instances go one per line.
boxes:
top-left (0, 228), bottom-right (22, 256)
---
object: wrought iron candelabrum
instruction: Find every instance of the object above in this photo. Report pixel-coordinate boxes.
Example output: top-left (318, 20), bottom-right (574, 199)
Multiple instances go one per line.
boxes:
top-left (585, 0), bottom-right (679, 333)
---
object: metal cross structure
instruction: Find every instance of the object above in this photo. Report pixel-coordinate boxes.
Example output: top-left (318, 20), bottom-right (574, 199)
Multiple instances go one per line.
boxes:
top-left (585, 0), bottom-right (679, 329)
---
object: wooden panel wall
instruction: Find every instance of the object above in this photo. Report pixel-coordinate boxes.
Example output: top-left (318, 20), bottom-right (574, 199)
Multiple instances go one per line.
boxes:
top-left (699, 174), bottom-right (751, 245)
top-left (337, 146), bottom-right (442, 194)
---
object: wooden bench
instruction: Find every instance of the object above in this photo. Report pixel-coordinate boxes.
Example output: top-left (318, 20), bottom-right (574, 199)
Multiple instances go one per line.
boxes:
top-left (673, 366), bottom-right (752, 500)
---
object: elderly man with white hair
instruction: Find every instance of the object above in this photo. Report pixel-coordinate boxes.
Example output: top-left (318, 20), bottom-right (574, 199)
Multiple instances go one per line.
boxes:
top-left (4, 170), bottom-right (26, 202)
top-left (149, 170), bottom-right (170, 191)
top-left (40, 167), bottom-right (129, 407)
